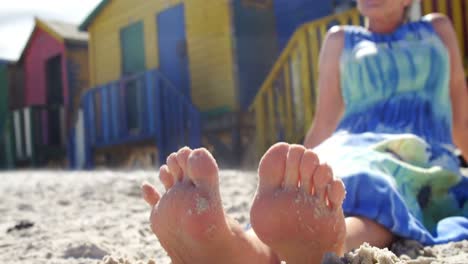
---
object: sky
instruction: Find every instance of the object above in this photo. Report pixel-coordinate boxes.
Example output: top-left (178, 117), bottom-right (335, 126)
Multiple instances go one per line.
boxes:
top-left (0, 0), bottom-right (101, 62)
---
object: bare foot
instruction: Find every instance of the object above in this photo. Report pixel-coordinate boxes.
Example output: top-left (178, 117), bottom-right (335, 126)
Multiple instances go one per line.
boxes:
top-left (250, 143), bottom-right (347, 264)
top-left (142, 147), bottom-right (278, 264)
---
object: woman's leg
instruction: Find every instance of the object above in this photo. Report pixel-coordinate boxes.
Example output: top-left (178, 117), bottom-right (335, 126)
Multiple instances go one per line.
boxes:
top-left (250, 143), bottom-right (347, 264)
top-left (142, 143), bottom-right (395, 263)
top-left (250, 143), bottom-right (395, 264)
top-left (344, 216), bottom-right (395, 252)
top-left (142, 147), bottom-right (279, 264)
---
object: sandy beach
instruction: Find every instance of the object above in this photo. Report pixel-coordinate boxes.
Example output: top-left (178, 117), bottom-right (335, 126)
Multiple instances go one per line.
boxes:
top-left (1, 169), bottom-right (467, 264)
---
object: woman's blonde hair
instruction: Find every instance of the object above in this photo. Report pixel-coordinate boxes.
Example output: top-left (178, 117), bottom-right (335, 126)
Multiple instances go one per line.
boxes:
top-left (405, 0), bottom-right (421, 22)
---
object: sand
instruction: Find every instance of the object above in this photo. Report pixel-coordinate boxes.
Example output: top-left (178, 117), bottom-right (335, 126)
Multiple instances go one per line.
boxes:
top-left (1, 169), bottom-right (467, 264)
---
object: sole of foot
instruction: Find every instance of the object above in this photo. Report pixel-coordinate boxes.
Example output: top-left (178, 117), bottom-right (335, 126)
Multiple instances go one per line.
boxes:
top-left (251, 143), bottom-right (347, 264)
top-left (142, 147), bottom-right (277, 264)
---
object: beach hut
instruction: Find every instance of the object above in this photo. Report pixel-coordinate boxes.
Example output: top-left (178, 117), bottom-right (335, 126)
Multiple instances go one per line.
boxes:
top-left (78, 0), bottom-right (285, 166)
top-left (0, 60), bottom-right (14, 169)
top-left (12, 18), bottom-right (89, 166)
top-left (273, 0), bottom-right (335, 50)
top-left (0, 61), bottom-right (9, 139)
top-left (0, 58), bottom-right (25, 169)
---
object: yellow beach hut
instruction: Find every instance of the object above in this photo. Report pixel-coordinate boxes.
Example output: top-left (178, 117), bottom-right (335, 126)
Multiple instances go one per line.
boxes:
top-left (78, 0), bottom-right (279, 166)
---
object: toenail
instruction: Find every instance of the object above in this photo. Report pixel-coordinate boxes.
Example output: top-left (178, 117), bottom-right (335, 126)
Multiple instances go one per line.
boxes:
top-left (190, 151), bottom-right (203, 160)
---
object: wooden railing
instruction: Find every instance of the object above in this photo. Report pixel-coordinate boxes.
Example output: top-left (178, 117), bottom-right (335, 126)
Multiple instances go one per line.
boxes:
top-left (421, 0), bottom-right (468, 75)
top-left (251, 9), bottom-right (362, 155)
top-left (79, 69), bottom-right (201, 168)
top-left (251, 1), bottom-right (468, 156)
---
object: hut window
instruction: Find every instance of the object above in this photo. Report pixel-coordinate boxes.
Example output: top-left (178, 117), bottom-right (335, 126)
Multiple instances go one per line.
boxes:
top-left (120, 21), bottom-right (146, 75)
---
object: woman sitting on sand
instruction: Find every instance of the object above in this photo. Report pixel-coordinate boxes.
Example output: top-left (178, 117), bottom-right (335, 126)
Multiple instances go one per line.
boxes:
top-left (141, 0), bottom-right (468, 263)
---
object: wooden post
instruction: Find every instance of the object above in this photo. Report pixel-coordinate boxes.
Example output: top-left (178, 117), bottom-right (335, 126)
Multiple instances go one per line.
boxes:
top-left (110, 83), bottom-right (119, 140)
top-left (299, 31), bottom-right (314, 137)
top-left (451, 0), bottom-right (465, 64)
top-left (83, 94), bottom-right (95, 169)
top-left (422, 0), bottom-right (433, 15)
top-left (145, 71), bottom-right (155, 134)
top-left (284, 62), bottom-right (294, 142)
top-left (267, 87), bottom-right (276, 145)
top-left (101, 87), bottom-right (110, 144)
top-left (308, 26), bottom-right (320, 120)
top-left (255, 98), bottom-right (266, 158)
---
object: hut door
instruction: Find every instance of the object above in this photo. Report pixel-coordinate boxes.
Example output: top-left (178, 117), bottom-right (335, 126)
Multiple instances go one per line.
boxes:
top-left (45, 55), bottom-right (63, 146)
top-left (120, 21), bottom-right (146, 132)
top-left (46, 55), bottom-right (64, 105)
top-left (157, 4), bottom-right (191, 100)
top-left (0, 64), bottom-right (8, 133)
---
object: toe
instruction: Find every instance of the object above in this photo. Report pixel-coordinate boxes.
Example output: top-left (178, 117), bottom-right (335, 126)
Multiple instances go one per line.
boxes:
top-left (141, 182), bottom-right (161, 206)
top-left (313, 164), bottom-right (333, 200)
top-left (284, 145), bottom-right (305, 189)
top-left (327, 179), bottom-right (346, 210)
top-left (176, 147), bottom-right (192, 180)
top-left (258, 143), bottom-right (290, 191)
top-left (187, 148), bottom-right (219, 191)
top-left (160, 165), bottom-right (175, 190)
top-left (167, 153), bottom-right (183, 182)
top-left (300, 150), bottom-right (319, 194)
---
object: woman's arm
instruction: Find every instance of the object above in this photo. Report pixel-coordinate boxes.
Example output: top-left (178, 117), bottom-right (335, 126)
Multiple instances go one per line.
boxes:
top-left (303, 26), bottom-right (345, 149)
top-left (429, 14), bottom-right (468, 159)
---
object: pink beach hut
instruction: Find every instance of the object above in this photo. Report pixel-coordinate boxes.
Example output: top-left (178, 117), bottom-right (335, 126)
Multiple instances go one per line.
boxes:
top-left (12, 18), bottom-right (89, 166)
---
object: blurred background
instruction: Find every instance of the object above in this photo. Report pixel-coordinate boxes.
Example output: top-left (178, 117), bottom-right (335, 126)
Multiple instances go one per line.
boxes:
top-left (0, 0), bottom-right (466, 171)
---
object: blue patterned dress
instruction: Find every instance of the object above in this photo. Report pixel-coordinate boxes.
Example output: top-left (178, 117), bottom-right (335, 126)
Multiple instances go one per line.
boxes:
top-left (313, 19), bottom-right (468, 245)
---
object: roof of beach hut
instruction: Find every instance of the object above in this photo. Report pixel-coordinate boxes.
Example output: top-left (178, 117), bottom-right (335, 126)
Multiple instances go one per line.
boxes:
top-left (79, 0), bottom-right (110, 31)
top-left (34, 18), bottom-right (88, 44)
top-left (18, 18), bottom-right (88, 62)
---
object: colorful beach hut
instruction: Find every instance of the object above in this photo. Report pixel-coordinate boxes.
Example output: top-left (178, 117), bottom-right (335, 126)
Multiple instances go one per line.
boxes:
top-left (273, 0), bottom-right (334, 50)
top-left (0, 58), bottom-right (25, 169)
top-left (11, 18), bottom-right (89, 166)
top-left (77, 0), bottom-right (282, 166)
top-left (0, 61), bottom-right (10, 142)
